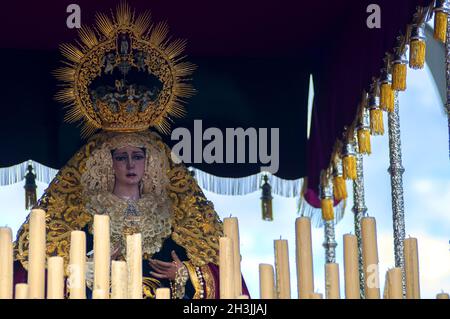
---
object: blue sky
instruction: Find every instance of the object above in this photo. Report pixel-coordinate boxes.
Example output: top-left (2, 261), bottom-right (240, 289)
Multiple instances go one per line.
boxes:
top-left (0, 64), bottom-right (448, 299)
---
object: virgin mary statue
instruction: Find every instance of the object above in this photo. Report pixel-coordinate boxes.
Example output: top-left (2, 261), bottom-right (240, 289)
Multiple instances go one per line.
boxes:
top-left (12, 3), bottom-right (249, 299)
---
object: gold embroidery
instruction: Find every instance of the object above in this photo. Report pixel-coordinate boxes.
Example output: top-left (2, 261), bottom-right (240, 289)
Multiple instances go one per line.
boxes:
top-left (202, 264), bottom-right (217, 299)
top-left (183, 261), bottom-right (201, 299)
top-left (143, 276), bottom-right (162, 299)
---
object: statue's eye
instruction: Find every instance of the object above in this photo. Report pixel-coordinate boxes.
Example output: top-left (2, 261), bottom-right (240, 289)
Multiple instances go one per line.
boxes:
top-left (133, 155), bottom-right (145, 160)
top-left (114, 156), bottom-right (127, 161)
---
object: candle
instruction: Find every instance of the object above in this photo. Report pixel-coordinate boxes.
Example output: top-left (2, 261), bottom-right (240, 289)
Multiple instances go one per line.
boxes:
top-left (127, 233), bottom-right (142, 299)
top-left (343, 234), bottom-right (360, 299)
top-left (404, 237), bottom-right (420, 299)
top-left (0, 227), bottom-right (13, 299)
top-left (28, 209), bottom-right (46, 299)
top-left (383, 271), bottom-right (390, 299)
top-left (47, 256), bottom-right (64, 299)
top-left (69, 231), bottom-right (86, 299)
top-left (295, 217), bottom-right (314, 299)
top-left (92, 289), bottom-right (108, 299)
top-left (309, 292), bottom-right (323, 299)
top-left (436, 292), bottom-right (449, 299)
top-left (274, 239), bottom-right (291, 299)
top-left (223, 217), bottom-right (242, 297)
top-left (155, 288), bottom-right (171, 299)
top-left (259, 263), bottom-right (275, 299)
top-left (15, 284), bottom-right (29, 299)
top-left (94, 214), bottom-right (110, 297)
top-left (111, 260), bottom-right (128, 299)
top-left (325, 263), bottom-right (340, 299)
top-left (361, 217), bottom-right (380, 299)
top-left (219, 237), bottom-right (235, 299)
top-left (388, 268), bottom-right (403, 299)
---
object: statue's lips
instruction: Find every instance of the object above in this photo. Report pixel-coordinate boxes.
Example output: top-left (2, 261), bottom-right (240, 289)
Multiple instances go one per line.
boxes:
top-left (126, 173), bottom-right (137, 177)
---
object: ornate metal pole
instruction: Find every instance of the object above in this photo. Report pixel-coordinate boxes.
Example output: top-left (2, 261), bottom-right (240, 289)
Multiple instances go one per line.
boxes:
top-left (352, 154), bottom-right (368, 298)
top-left (388, 91), bottom-right (407, 296)
top-left (320, 170), bottom-right (337, 264)
top-left (351, 134), bottom-right (368, 299)
top-left (323, 220), bottom-right (337, 264)
top-left (447, 13), bottom-right (450, 159)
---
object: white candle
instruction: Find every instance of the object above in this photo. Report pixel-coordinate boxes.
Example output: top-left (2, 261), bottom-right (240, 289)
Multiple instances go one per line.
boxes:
top-left (155, 288), bottom-right (171, 299)
top-left (94, 214), bottom-right (110, 297)
top-left (223, 217), bottom-right (242, 297)
top-left (404, 237), bottom-right (420, 299)
top-left (28, 209), bottom-right (46, 299)
top-left (47, 256), bottom-right (64, 299)
top-left (219, 237), bottom-right (235, 299)
top-left (127, 233), bottom-right (142, 299)
top-left (0, 227), bottom-right (13, 299)
top-left (274, 239), bottom-right (291, 299)
top-left (361, 217), bottom-right (380, 299)
top-left (92, 289), bottom-right (108, 299)
top-left (383, 271), bottom-right (390, 299)
top-left (309, 292), bottom-right (323, 299)
top-left (15, 283), bottom-right (29, 299)
top-left (325, 263), bottom-right (340, 299)
top-left (295, 217), bottom-right (314, 299)
top-left (343, 234), bottom-right (360, 299)
top-left (69, 231), bottom-right (86, 299)
top-left (388, 268), bottom-right (403, 299)
top-left (111, 260), bottom-right (128, 299)
top-left (436, 292), bottom-right (449, 299)
top-left (259, 263), bottom-right (275, 299)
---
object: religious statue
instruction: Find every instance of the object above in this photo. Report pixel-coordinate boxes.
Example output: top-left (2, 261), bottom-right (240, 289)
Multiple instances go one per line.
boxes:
top-left (12, 3), bottom-right (249, 299)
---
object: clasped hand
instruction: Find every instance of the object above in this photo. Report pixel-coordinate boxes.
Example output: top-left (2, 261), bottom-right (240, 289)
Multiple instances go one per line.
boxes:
top-left (149, 250), bottom-right (185, 281)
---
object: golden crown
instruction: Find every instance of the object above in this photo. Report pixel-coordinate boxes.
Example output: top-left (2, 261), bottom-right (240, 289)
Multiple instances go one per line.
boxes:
top-left (54, 2), bottom-right (196, 137)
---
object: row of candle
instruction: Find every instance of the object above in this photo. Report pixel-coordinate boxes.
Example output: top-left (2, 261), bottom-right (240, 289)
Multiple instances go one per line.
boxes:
top-left (0, 209), bottom-right (172, 299)
top-left (255, 216), bottom-right (448, 299)
top-left (1, 210), bottom-right (449, 299)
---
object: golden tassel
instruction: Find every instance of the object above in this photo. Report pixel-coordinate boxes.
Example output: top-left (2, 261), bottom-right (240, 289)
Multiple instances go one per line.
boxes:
top-left (392, 63), bottom-right (407, 91)
top-left (380, 83), bottom-right (394, 112)
top-left (434, 11), bottom-right (448, 43)
top-left (387, 84), bottom-right (395, 113)
top-left (342, 155), bottom-right (357, 181)
top-left (409, 39), bottom-right (426, 69)
top-left (321, 198), bottom-right (334, 221)
top-left (332, 175), bottom-right (347, 201)
top-left (370, 108), bottom-right (384, 135)
top-left (357, 128), bottom-right (371, 155)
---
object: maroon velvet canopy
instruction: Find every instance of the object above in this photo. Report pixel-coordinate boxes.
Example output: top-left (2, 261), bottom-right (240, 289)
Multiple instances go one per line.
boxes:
top-left (0, 0), bottom-right (430, 200)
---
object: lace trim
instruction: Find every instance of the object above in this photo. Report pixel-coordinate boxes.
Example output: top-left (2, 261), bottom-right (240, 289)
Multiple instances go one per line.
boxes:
top-left (85, 191), bottom-right (172, 257)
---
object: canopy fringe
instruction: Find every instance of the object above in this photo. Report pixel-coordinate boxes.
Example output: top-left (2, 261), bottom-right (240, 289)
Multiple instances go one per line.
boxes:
top-left (189, 168), bottom-right (303, 197)
top-left (0, 160), bottom-right (58, 186)
top-left (1, 162), bottom-right (304, 199)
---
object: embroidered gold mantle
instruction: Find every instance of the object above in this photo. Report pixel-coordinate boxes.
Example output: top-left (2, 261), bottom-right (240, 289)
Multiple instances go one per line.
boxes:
top-left (14, 131), bottom-right (223, 271)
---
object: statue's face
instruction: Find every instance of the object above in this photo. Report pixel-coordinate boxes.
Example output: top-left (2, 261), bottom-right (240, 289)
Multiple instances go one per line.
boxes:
top-left (111, 146), bottom-right (146, 187)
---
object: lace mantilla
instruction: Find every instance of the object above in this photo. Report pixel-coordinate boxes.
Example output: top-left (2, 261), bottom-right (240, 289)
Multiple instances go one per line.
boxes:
top-left (85, 191), bottom-right (172, 257)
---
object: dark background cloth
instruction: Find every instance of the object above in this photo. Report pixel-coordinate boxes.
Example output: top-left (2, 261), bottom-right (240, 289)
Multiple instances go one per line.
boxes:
top-left (0, 0), bottom-right (430, 192)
